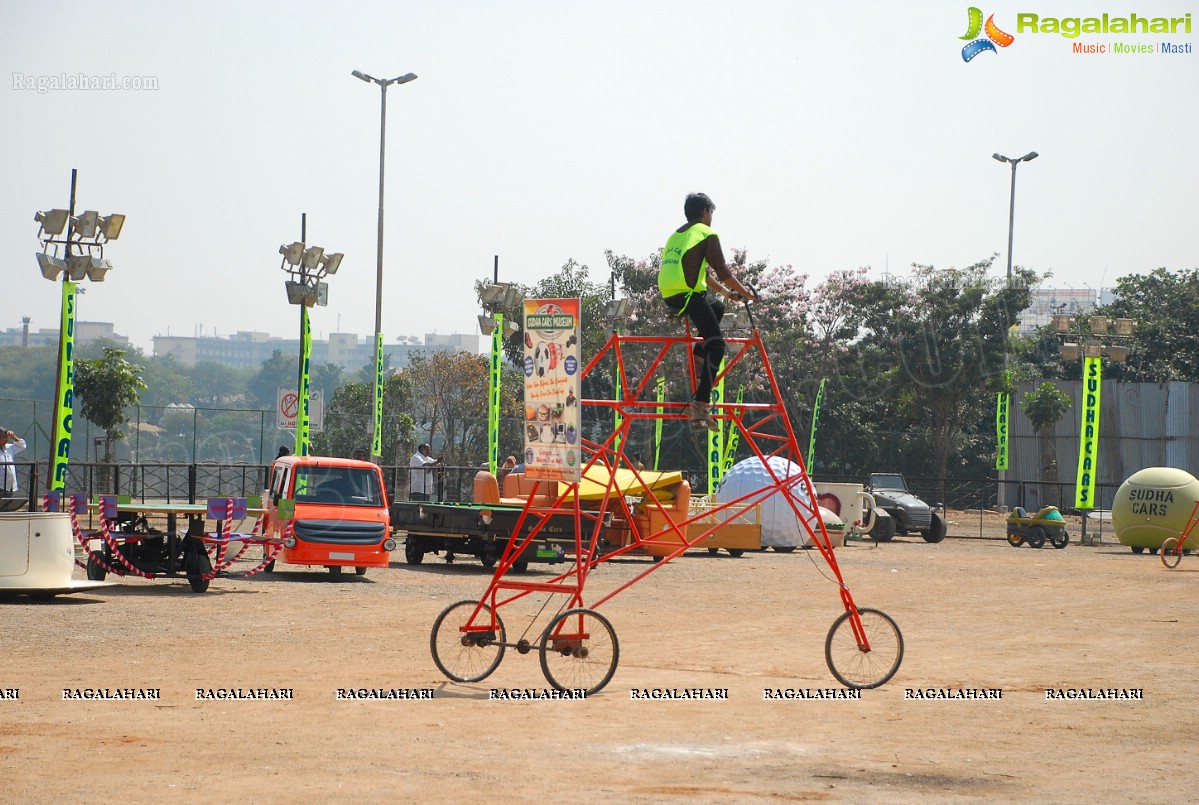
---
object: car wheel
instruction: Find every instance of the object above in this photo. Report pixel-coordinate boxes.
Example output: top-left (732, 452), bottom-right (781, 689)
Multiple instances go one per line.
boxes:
top-left (1051, 530), bottom-right (1070, 549)
top-left (921, 512), bottom-right (946, 543)
top-left (1131, 546), bottom-right (1145, 554)
top-left (868, 511), bottom-right (895, 542)
top-left (1007, 532), bottom-right (1024, 548)
top-left (1027, 526), bottom-right (1047, 549)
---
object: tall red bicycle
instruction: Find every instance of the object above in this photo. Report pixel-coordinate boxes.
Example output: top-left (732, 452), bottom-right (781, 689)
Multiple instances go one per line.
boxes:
top-left (430, 316), bottom-right (904, 694)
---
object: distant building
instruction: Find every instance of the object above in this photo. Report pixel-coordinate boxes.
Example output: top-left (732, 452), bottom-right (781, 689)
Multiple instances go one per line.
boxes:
top-left (0, 320), bottom-right (129, 348)
top-left (151, 330), bottom-right (481, 370)
top-left (1017, 287), bottom-right (1113, 336)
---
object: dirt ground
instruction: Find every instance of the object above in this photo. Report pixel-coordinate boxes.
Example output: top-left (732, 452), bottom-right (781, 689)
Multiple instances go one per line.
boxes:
top-left (1, 510), bottom-right (1194, 804)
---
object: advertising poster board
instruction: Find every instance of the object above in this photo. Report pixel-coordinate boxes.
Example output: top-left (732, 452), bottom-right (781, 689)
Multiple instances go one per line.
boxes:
top-left (522, 298), bottom-right (581, 483)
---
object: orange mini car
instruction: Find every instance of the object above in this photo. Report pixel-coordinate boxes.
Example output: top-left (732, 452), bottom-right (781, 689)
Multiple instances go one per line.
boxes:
top-left (263, 455), bottom-right (395, 576)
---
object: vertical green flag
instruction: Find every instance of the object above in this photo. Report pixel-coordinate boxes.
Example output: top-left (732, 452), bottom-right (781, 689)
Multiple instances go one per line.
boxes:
top-left (707, 361), bottom-right (725, 495)
top-left (371, 332), bottom-right (384, 458)
top-left (1074, 356), bottom-right (1102, 509)
top-left (296, 307), bottom-right (312, 457)
top-left (51, 280), bottom-right (77, 493)
top-left (995, 392), bottom-right (1010, 471)
top-left (488, 313), bottom-right (503, 475)
top-left (720, 385), bottom-right (744, 478)
top-left (614, 343), bottom-right (623, 454)
top-left (807, 377), bottom-right (826, 472)
top-left (653, 376), bottom-right (665, 471)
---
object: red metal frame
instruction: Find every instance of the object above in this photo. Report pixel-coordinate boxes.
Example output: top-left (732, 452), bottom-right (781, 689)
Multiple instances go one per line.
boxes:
top-left (456, 327), bottom-right (874, 651)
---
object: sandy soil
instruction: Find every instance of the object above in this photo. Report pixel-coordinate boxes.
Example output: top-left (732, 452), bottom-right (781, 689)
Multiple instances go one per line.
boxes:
top-left (1, 514), bottom-right (1192, 805)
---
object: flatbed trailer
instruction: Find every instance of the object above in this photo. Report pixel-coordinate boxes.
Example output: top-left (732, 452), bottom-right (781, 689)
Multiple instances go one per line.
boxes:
top-left (390, 500), bottom-right (567, 571)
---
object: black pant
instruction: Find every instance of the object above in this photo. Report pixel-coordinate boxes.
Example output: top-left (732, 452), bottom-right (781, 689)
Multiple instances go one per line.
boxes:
top-left (664, 291), bottom-right (725, 402)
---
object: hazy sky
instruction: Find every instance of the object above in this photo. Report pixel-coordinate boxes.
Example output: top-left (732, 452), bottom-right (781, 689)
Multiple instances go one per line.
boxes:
top-left (3, 1), bottom-right (1196, 354)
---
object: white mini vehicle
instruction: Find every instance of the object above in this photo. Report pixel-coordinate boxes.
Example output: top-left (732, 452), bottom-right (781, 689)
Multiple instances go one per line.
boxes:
top-left (0, 511), bottom-right (113, 599)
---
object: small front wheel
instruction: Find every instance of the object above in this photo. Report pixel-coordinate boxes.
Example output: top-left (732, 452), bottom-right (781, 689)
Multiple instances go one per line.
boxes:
top-left (1007, 532), bottom-right (1024, 548)
top-left (430, 600), bottom-right (506, 683)
top-left (86, 553), bottom-right (107, 581)
top-left (825, 607), bottom-right (904, 689)
top-left (539, 608), bottom-right (619, 695)
top-left (1051, 530), bottom-right (1070, 550)
top-left (185, 545), bottom-right (212, 593)
top-left (1161, 537), bottom-right (1183, 569)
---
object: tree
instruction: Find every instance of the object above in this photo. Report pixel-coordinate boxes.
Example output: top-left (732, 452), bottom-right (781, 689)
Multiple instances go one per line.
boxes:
top-left (402, 351), bottom-right (490, 466)
top-left (314, 375), bottom-right (416, 464)
top-left (74, 347), bottom-right (147, 466)
top-left (1020, 381), bottom-right (1072, 503)
top-left (1094, 267), bottom-right (1199, 382)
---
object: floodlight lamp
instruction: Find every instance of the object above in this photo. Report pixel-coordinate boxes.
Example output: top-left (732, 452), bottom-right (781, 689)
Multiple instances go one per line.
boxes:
top-left (36, 252), bottom-right (67, 281)
top-left (1114, 318), bottom-right (1136, 336)
top-left (477, 314), bottom-right (497, 336)
top-left (1084, 341), bottom-right (1103, 358)
top-left (1088, 316), bottom-right (1109, 336)
top-left (501, 285), bottom-right (525, 308)
top-left (1051, 314), bottom-right (1072, 334)
top-left (301, 245), bottom-right (324, 272)
top-left (320, 252), bottom-right (343, 275)
top-left (86, 257), bottom-right (113, 282)
top-left (35, 209), bottom-right (70, 236)
top-left (98, 213), bottom-right (126, 241)
top-left (67, 254), bottom-right (93, 281)
top-left (602, 299), bottom-right (635, 321)
top-left (70, 210), bottom-right (99, 239)
top-left (479, 283), bottom-right (509, 306)
top-left (1106, 345), bottom-right (1130, 363)
top-left (315, 281), bottom-right (329, 307)
top-left (503, 319), bottom-right (520, 338)
top-left (285, 280), bottom-right (314, 306)
top-left (279, 242), bottom-right (305, 266)
top-left (1060, 343), bottom-right (1080, 361)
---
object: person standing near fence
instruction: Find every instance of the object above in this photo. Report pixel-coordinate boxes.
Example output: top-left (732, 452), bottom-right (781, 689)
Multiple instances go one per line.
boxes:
top-left (409, 443), bottom-right (441, 501)
top-left (0, 428), bottom-right (27, 497)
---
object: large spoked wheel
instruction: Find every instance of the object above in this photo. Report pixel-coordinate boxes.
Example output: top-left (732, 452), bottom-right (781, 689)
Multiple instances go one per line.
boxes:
top-left (539, 608), bottom-right (619, 695)
top-left (430, 600), bottom-right (506, 683)
top-left (825, 607), bottom-right (904, 689)
top-left (1161, 537), bottom-right (1183, 569)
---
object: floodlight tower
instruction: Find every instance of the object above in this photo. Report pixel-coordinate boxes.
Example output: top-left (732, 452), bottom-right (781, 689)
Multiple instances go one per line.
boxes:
top-left (34, 169), bottom-right (125, 496)
top-left (478, 265), bottom-right (523, 475)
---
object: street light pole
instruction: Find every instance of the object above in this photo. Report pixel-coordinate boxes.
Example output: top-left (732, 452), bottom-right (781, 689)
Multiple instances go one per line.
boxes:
top-left (352, 69), bottom-right (417, 463)
top-left (992, 150), bottom-right (1038, 510)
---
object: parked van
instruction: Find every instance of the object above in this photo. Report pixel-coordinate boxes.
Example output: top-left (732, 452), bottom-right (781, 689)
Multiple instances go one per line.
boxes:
top-left (263, 455), bottom-right (395, 576)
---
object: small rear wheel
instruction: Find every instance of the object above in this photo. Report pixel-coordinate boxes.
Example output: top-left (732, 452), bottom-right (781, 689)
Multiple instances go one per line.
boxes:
top-left (355, 566), bottom-right (368, 576)
top-left (825, 607), bottom-right (904, 689)
top-left (539, 608), bottom-right (619, 695)
top-left (1007, 532), bottom-right (1024, 548)
top-left (430, 600), bottom-right (506, 683)
top-left (727, 549), bottom-right (744, 557)
top-left (1132, 546), bottom-right (1145, 554)
top-left (328, 565), bottom-right (343, 576)
top-left (772, 545), bottom-right (797, 553)
top-left (185, 545), bottom-right (212, 593)
top-left (1051, 530), bottom-right (1070, 549)
top-left (1161, 537), bottom-right (1183, 569)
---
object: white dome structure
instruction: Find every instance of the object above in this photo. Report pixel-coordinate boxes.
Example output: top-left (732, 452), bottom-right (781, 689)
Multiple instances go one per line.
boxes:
top-left (715, 456), bottom-right (837, 548)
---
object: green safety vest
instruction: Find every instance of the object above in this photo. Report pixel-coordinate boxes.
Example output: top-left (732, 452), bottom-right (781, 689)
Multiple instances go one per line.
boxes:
top-left (659, 223), bottom-right (714, 298)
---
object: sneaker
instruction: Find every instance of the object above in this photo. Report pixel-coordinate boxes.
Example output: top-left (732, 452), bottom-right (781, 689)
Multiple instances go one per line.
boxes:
top-left (687, 401), bottom-right (720, 432)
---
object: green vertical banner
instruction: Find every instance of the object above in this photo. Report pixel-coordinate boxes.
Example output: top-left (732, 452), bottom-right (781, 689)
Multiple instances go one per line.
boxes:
top-left (707, 361), bottom-right (725, 495)
top-left (488, 313), bottom-right (503, 475)
top-left (807, 377), bottom-right (826, 472)
top-left (614, 343), bottom-right (623, 454)
top-left (995, 392), bottom-right (1010, 471)
top-left (296, 307), bottom-right (312, 457)
top-left (653, 376), bottom-right (665, 471)
top-left (1074, 356), bottom-right (1102, 509)
top-left (721, 385), bottom-right (744, 478)
top-left (50, 280), bottom-right (77, 493)
top-left (371, 332), bottom-right (384, 459)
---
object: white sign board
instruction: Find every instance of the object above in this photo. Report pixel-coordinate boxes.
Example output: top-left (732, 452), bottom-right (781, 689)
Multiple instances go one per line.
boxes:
top-left (276, 388), bottom-right (324, 432)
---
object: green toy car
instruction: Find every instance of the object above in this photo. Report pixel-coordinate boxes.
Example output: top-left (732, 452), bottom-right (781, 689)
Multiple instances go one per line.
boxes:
top-left (1007, 506), bottom-right (1070, 549)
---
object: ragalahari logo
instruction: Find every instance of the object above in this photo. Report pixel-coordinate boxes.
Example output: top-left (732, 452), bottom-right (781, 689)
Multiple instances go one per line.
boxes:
top-left (961, 7), bottom-right (1015, 61)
